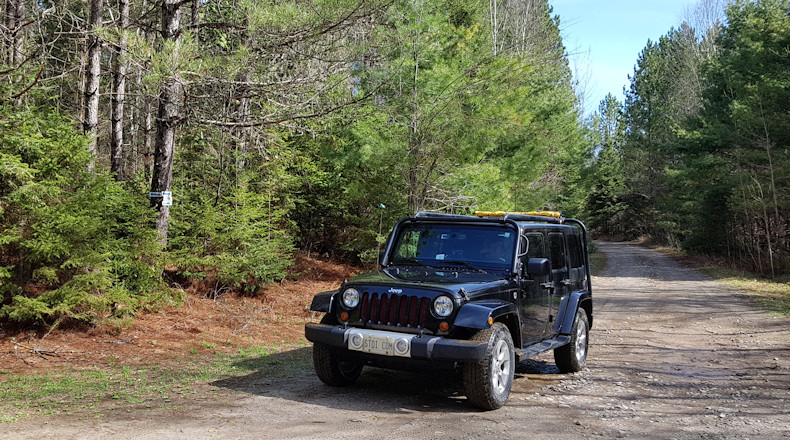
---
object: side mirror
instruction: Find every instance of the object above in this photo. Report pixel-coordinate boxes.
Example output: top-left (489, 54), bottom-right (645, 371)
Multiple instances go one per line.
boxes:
top-left (526, 258), bottom-right (550, 277)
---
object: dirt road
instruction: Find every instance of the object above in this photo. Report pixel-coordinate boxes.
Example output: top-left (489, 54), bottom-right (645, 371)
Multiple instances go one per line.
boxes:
top-left (4, 242), bottom-right (790, 439)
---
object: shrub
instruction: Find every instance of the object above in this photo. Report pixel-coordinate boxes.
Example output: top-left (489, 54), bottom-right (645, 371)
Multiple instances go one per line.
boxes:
top-left (0, 104), bottom-right (172, 327)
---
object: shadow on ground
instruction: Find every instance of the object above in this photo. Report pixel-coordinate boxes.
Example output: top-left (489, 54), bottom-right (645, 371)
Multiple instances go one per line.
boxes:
top-left (212, 347), bottom-right (562, 413)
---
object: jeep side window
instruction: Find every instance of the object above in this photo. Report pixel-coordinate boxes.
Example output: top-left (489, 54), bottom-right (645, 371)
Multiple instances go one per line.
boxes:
top-left (525, 233), bottom-right (545, 259)
top-left (569, 233), bottom-right (584, 269)
top-left (548, 233), bottom-right (566, 270)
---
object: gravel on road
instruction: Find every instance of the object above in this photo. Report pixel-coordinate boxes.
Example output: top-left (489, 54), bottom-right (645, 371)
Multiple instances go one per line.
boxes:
top-left (3, 242), bottom-right (789, 440)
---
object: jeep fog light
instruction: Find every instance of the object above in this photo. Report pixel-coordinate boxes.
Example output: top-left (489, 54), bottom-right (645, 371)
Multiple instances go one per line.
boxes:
top-left (433, 295), bottom-right (454, 317)
top-left (395, 338), bottom-right (410, 355)
top-left (349, 333), bottom-right (363, 349)
top-left (343, 288), bottom-right (360, 308)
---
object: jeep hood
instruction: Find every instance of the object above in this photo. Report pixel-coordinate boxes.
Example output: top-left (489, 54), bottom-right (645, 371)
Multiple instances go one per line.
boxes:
top-left (345, 266), bottom-right (514, 297)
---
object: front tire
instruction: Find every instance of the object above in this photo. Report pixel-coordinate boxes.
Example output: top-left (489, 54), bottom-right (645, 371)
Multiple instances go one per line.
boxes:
top-left (312, 315), bottom-right (363, 386)
top-left (554, 309), bottom-right (589, 373)
top-left (463, 323), bottom-right (515, 410)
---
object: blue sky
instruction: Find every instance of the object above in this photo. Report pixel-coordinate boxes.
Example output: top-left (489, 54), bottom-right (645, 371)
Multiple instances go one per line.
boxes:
top-left (549, 0), bottom-right (694, 115)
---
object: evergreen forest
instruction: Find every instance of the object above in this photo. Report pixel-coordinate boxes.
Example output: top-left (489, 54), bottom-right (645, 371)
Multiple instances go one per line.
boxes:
top-left (0, 0), bottom-right (788, 328)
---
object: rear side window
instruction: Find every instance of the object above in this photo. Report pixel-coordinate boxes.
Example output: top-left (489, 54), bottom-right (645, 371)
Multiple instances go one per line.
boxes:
top-left (548, 233), bottom-right (566, 270)
top-left (569, 233), bottom-right (584, 269)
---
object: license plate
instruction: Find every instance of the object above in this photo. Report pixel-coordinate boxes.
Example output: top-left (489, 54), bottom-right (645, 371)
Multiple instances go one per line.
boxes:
top-left (346, 329), bottom-right (413, 358)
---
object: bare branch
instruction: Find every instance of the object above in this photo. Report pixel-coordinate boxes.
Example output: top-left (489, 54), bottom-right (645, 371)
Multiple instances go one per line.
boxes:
top-left (0, 65), bottom-right (44, 103)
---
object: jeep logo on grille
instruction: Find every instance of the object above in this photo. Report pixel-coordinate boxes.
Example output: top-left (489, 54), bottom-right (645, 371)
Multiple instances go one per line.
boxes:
top-left (388, 288), bottom-right (403, 294)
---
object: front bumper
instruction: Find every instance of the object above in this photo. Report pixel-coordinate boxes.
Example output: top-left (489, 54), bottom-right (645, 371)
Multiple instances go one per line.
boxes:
top-left (305, 323), bottom-right (488, 362)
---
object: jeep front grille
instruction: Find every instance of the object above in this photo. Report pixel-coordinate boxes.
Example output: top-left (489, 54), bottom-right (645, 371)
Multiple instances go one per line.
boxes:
top-left (359, 292), bottom-right (430, 328)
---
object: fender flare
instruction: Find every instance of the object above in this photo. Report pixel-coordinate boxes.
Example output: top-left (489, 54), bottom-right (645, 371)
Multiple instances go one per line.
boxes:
top-left (309, 290), bottom-right (337, 313)
top-left (454, 300), bottom-right (519, 330)
top-left (554, 290), bottom-right (593, 334)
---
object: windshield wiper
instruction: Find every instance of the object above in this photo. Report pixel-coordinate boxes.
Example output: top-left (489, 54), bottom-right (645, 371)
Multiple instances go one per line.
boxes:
top-left (394, 258), bottom-right (431, 267)
top-left (441, 260), bottom-right (486, 273)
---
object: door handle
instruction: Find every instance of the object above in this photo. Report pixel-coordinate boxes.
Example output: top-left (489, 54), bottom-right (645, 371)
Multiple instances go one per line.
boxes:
top-left (540, 282), bottom-right (554, 290)
top-left (560, 279), bottom-right (571, 286)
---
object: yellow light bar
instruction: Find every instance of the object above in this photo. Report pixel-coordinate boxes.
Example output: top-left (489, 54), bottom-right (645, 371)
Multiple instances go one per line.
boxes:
top-left (475, 210), bottom-right (563, 218)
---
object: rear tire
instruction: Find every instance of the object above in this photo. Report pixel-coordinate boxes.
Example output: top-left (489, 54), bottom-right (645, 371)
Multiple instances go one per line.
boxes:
top-left (312, 314), bottom-right (363, 386)
top-left (463, 323), bottom-right (515, 410)
top-left (554, 309), bottom-right (589, 373)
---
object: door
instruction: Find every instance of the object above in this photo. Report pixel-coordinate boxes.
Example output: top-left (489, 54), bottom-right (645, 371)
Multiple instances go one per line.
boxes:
top-left (519, 232), bottom-right (552, 345)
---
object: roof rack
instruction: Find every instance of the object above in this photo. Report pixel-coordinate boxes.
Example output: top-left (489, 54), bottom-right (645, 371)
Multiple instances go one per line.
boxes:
top-left (475, 211), bottom-right (561, 219)
top-left (475, 211), bottom-right (565, 224)
top-left (413, 211), bottom-right (567, 223)
top-left (414, 211), bottom-right (474, 219)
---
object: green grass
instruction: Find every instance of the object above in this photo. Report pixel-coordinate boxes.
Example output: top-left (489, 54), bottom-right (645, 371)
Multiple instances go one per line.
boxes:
top-left (0, 343), bottom-right (312, 422)
top-left (697, 266), bottom-right (790, 317)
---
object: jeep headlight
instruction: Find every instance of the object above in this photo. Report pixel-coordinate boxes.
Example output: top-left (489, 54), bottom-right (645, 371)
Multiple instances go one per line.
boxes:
top-left (342, 288), bottom-right (360, 308)
top-left (433, 295), bottom-right (454, 317)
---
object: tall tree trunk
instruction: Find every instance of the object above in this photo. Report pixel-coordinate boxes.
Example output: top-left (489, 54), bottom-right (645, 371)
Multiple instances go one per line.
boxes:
top-left (233, 71), bottom-right (249, 174)
top-left (135, 26), bottom-right (155, 177)
top-left (150, 79), bottom-right (180, 245)
top-left (129, 58), bottom-right (140, 177)
top-left (143, 95), bottom-right (153, 175)
top-left (11, 0), bottom-right (21, 65)
top-left (110, 0), bottom-right (129, 180)
top-left (191, 0), bottom-right (199, 40)
top-left (3, 0), bottom-right (23, 66)
top-left (3, 0), bottom-right (25, 103)
top-left (83, 0), bottom-right (103, 167)
top-left (3, 1), bottom-right (12, 64)
top-left (149, 0), bottom-right (182, 246)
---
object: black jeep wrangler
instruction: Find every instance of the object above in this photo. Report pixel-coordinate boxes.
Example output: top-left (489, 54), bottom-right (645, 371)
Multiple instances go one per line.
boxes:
top-left (304, 211), bottom-right (592, 410)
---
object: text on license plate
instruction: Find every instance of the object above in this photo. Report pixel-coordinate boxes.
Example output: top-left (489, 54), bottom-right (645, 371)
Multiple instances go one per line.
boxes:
top-left (346, 329), bottom-right (413, 358)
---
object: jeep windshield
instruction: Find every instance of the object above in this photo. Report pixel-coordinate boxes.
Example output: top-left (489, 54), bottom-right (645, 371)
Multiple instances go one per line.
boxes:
top-left (389, 223), bottom-right (516, 272)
